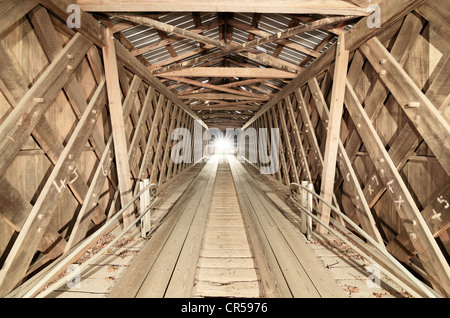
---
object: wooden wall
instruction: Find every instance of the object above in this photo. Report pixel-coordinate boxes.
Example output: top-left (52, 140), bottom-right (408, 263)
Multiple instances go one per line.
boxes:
top-left (0, 2), bottom-right (200, 296)
top-left (245, 2), bottom-right (449, 296)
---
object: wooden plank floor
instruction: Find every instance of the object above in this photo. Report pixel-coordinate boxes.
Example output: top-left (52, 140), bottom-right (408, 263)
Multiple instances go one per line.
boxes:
top-left (192, 159), bottom-right (261, 297)
top-left (109, 155), bottom-right (348, 298)
top-left (228, 155), bottom-right (347, 298)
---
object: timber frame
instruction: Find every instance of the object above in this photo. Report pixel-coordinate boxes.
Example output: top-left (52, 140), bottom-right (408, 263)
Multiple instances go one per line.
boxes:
top-left (0, 0), bottom-right (449, 298)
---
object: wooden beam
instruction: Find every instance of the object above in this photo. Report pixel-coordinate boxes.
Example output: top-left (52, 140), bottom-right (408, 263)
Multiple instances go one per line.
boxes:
top-left (0, 79), bottom-right (106, 297)
top-left (103, 28), bottom-right (135, 228)
top-left (227, 19), bottom-right (321, 59)
top-left (158, 76), bottom-right (266, 98)
top-left (241, 0), bottom-right (428, 129)
top-left (340, 12), bottom-right (423, 166)
top-left (277, 101), bottom-right (300, 185)
top-left (149, 101), bottom-right (173, 184)
top-left (344, 79), bottom-right (450, 296)
top-left (295, 86), bottom-right (383, 246)
top-left (113, 40), bottom-right (207, 128)
top-left (158, 104), bottom-right (180, 185)
top-left (199, 113), bottom-right (251, 119)
top-left (127, 86), bottom-right (154, 177)
top-left (152, 15), bottom-right (356, 75)
top-left (131, 19), bottom-right (224, 56)
top-left (29, 5), bottom-right (107, 158)
top-left (269, 107), bottom-right (290, 186)
top-left (236, 50), bottom-right (302, 73)
top-left (0, 33), bottom-right (92, 179)
top-left (65, 137), bottom-right (114, 251)
top-left (39, 0), bottom-right (106, 47)
top-left (158, 67), bottom-right (297, 79)
top-left (112, 12), bottom-right (228, 48)
top-left (317, 35), bottom-right (349, 233)
top-left (0, 26), bottom-right (104, 211)
top-left (386, 184), bottom-right (450, 262)
top-left (0, 178), bottom-right (67, 260)
top-left (179, 92), bottom-right (269, 101)
top-left (0, 0), bottom-right (38, 36)
top-left (78, 0), bottom-right (370, 16)
top-left (284, 95), bottom-right (311, 182)
top-left (360, 37), bottom-right (450, 176)
top-left (415, 0), bottom-right (450, 42)
top-left (135, 94), bottom-right (165, 183)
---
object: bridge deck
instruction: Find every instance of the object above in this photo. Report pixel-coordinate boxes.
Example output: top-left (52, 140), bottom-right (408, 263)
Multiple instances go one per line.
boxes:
top-left (47, 155), bottom-right (405, 298)
top-left (108, 155), bottom-right (345, 297)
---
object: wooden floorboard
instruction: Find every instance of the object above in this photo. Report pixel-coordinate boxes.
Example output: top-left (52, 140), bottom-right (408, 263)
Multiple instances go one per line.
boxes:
top-left (108, 161), bottom-right (211, 297)
top-left (109, 155), bottom-right (347, 298)
top-left (192, 159), bottom-right (261, 298)
top-left (229, 155), bottom-right (347, 298)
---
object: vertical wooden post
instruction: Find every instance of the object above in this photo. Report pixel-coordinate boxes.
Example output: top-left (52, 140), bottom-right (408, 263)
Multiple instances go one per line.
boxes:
top-left (140, 179), bottom-right (151, 237)
top-left (307, 183), bottom-right (313, 241)
top-left (103, 28), bottom-right (135, 228)
top-left (300, 180), bottom-right (308, 235)
top-left (318, 34), bottom-right (349, 233)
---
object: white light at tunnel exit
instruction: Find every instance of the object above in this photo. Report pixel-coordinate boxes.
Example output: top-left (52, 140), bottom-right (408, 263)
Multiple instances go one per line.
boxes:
top-left (214, 137), bottom-right (233, 154)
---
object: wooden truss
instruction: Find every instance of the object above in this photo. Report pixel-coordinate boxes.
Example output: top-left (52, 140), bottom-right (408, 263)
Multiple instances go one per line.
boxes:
top-left (242, 0), bottom-right (449, 296)
top-left (0, 0), bottom-right (448, 298)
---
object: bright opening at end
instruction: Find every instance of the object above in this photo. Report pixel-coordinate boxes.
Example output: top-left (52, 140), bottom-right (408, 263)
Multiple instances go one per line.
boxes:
top-left (213, 137), bottom-right (234, 155)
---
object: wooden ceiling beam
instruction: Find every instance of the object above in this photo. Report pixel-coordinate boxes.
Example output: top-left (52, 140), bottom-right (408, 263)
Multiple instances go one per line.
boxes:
top-left (113, 13), bottom-right (303, 73)
top-left (131, 19), bottom-right (224, 56)
top-left (200, 113), bottom-right (251, 119)
top-left (158, 67), bottom-right (297, 79)
top-left (227, 19), bottom-right (321, 59)
top-left (179, 92), bottom-right (270, 101)
top-left (78, 0), bottom-right (371, 16)
top-left (159, 76), bottom-right (268, 98)
top-left (152, 15), bottom-right (356, 75)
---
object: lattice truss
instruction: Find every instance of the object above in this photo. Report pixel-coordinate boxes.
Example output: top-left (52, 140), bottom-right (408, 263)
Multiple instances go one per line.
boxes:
top-left (0, 0), bottom-right (448, 298)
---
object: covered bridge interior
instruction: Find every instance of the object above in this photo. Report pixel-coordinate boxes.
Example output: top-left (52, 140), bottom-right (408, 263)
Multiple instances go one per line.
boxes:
top-left (0, 0), bottom-right (449, 299)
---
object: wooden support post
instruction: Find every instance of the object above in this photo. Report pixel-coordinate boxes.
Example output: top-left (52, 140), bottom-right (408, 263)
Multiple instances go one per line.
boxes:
top-left (304, 80), bottom-right (384, 247)
top-left (318, 35), bottom-right (349, 233)
top-left (103, 28), bottom-right (135, 228)
top-left (139, 179), bottom-right (151, 237)
top-left (300, 180), bottom-right (309, 235)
